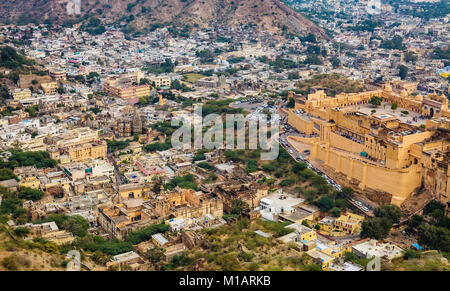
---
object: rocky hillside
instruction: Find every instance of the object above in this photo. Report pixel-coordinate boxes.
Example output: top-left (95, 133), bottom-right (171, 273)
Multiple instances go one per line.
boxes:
top-left (0, 0), bottom-right (326, 37)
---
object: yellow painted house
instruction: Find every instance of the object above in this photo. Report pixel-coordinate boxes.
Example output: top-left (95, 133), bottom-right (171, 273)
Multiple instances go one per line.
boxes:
top-left (19, 176), bottom-right (40, 189)
top-left (334, 212), bottom-right (364, 235)
top-left (318, 217), bottom-right (335, 232)
top-left (285, 223), bottom-right (317, 242)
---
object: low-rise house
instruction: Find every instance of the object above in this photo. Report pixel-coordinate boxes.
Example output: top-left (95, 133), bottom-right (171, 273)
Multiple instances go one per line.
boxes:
top-left (163, 243), bottom-right (187, 261)
top-left (318, 217), bottom-right (335, 232)
top-left (350, 239), bottom-right (403, 260)
top-left (106, 251), bottom-right (145, 270)
top-left (334, 212), bottom-right (364, 235)
top-left (151, 233), bottom-right (169, 247)
top-left (328, 261), bottom-right (364, 271)
top-left (259, 190), bottom-right (305, 221)
top-left (23, 221), bottom-right (74, 245)
top-left (0, 179), bottom-right (19, 191)
top-left (278, 204), bottom-right (320, 224)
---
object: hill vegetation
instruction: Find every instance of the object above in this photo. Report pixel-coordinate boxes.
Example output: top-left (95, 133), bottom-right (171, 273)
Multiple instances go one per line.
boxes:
top-left (0, 0), bottom-right (326, 38)
top-left (296, 74), bottom-right (365, 97)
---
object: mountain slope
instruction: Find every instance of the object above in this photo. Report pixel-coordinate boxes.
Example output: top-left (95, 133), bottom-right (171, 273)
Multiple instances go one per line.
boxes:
top-left (0, 0), bottom-right (326, 37)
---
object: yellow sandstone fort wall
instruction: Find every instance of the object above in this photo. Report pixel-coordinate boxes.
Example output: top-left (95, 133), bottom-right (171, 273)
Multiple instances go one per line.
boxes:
top-left (328, 132), bottom-right (365, 154)
top-left (311, 143), bottom-right (422, 205)
top-left (288, 135), bottom-right (320, 145)
top-left (287, 112), bottom-right (314, 135)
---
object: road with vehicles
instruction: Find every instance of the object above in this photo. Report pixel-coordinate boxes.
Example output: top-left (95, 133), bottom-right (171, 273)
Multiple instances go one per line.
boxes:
top-left (279, 121), bottom-right (375, 217)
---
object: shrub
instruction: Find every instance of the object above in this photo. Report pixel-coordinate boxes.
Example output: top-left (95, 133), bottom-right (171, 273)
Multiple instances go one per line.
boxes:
top-left (197, 162), bottom-right (213, 170)
top-left (361, 217), bottom-right (392, 240)
top-left (14, 226), bottom-right (30, 237)
top-left (403, 249), bottom-right (420, 260)
top-left (1, 255), bottom-right (18, 270)
top-left (0, 168), bottom-right (17, 181)
top-left (316, 196), bottom-right (334, 212)
top-left (292, 162), bottom-right (307, 173)
top-left (125, 223), bottom-right (169, 245)
top-left (240, 252), bottom-right (254, 262)
top-left (331, 207), bottom-right (341, 217)
top-left (35, 214), bottom-right (90, 237)
top-left (374, 205), bottom-right (402, 224)
top-left (18, 187), bottom-right (45, 201)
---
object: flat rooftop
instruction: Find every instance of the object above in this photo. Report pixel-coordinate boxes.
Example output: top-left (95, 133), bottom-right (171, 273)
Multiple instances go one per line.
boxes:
top-left (357, 102), bottom-right (424, 126)
top-left (260, 190), bottom-right (304, 209)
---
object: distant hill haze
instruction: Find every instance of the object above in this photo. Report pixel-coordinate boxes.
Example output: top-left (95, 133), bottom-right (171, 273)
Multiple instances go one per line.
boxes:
top-left (0, 0), bottom-right (327, 38)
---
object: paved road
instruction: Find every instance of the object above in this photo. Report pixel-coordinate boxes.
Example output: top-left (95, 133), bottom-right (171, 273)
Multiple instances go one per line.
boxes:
top-left (107, 153), bottom-right (124, 193)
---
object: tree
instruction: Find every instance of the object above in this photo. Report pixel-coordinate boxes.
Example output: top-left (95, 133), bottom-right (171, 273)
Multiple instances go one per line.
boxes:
top-left (14, 226), bottom-right (30, 237)
top-left (286, 97), bottom-right (295, 108)
top-left (391, 102), bottom-right (398, 110)
top-left (317, 196), bottom-right (334, 212)
top-left (8, 150), bottom-right (57, 168)
top-left (331, 57), bottom-right (340, 69)
top-left (165, 174), bottom-right (197, 191)
top-left (331, 207), bottom-right (341, 217)
top-left (143, 142), bottom-right (171, 152)
top-left (404, 51), bottom-right (418, 63)
top-left (341, 187), bottom-right (354, 198)
top-left (398, 65), bottom-right (408, 80)
top-left (266, 178), bottom-right (276, 191)
top-left (35, 214), bottom-right (90, 237)
top-left (198, 162), bottom-right (214, 171)
top-left (193, 151), bottom-right (206, 161)
top-left (369, 96), bottom-right (382, 107)
top-left (361, 217), bottom-right (392, 240)
top-left (418, 224), bottom-right (450, 252)
top-left (62, 215), bottom-right (90, 237)
top-left (125, 223), bottom-right (169, 245)
top-left (374, 204), bottom-right (402, 224)
top-left (302, 33), bottom-right (317, 43)
top-left (139, 78), bottom-right (150, 85)
top-left (409, 214), bottom-right (423, 229)
top-left (152, 175), bottom-right (164, 196)
top-left (423, 200), bottom-right (445, 215)
top-left (18, 187), bottom-right (45, 201)
top-left (292, 162), bottom-right (307, 174)
top-left (0, 168), bottom-right (17, 181)
top-left (230, 199), bottom-right (249, 215)
top-left (245, 160), bottom-right (258, 173)
top-left (403, 249), bottom-right (419, 260)
top-left (280, 178), bottom-right (295, 187)
top-left (262, 163), bottom-right (276, 172)
top-left (380, 36), bottom-right (404, 50)
top-left (75, 75), bottom-right (85, 84)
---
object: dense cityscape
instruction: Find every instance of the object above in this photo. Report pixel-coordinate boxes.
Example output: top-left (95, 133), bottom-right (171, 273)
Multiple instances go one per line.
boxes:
top-left (0, 0), bottom-right (448, 273)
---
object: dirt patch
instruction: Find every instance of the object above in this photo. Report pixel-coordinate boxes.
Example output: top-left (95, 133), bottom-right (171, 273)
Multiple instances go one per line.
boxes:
top-left (18, 74), bottom-right (53, 89)
top-left (0, 249), bottom-right (66, 271)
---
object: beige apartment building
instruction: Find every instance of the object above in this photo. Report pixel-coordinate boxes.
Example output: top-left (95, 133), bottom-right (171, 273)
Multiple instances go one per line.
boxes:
top-left (12, 88), bottom-right (32, 101)
top-left (104, 71), bottom-right (150, 99)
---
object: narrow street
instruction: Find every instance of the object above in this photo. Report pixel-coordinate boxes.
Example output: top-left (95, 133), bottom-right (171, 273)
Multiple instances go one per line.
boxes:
top-left (107, 153), bottom-right (124, 194)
